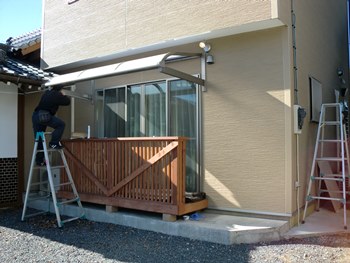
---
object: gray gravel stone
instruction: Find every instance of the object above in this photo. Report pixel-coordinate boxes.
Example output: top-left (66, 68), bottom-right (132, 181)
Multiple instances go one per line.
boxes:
top-left (1, 208), bottom-right (349, 262)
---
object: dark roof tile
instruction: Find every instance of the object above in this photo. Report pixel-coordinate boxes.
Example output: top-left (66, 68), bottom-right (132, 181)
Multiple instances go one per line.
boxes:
top-left (0, 55), bottom-right (56, 83)
top-left (6, 28), bottom-right (41, 50)
top-left (0, 29), bottom-right (56, 87)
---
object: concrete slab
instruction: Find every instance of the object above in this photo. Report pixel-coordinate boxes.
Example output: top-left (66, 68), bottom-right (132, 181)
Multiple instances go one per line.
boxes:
top-left (26, 199), bottom-right (289, 245)
top-left (26, 199), bottom-right (349, 245)
top-left (284, 207), bottom-right (350, 238)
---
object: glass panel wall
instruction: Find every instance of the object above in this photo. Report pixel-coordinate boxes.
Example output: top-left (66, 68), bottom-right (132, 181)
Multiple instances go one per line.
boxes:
top-left (95, 90), bottom-right (104, 137)
top-left (127, 85), bottom-right (142, 136)
top-left (104, 88), bottom-right (126, 137)
top-left (169, 80), bottom-right (198, 192)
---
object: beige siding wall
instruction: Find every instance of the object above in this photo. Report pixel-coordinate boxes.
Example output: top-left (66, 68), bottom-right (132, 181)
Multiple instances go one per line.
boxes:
top-left (202, 28), bottom-right (289, 213)
top-left (42, 0), bottom-right (273, 68)
top-left (27, 28), bottom-right (291, 214)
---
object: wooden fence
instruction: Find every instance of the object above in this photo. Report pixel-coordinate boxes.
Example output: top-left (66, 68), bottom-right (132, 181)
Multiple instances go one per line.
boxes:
top-left (59, 137), bottom-right (207, 218)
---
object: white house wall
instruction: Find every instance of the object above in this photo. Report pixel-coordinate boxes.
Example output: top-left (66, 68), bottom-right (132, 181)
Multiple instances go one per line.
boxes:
top-left (0, 84), bottom-right (18, 158)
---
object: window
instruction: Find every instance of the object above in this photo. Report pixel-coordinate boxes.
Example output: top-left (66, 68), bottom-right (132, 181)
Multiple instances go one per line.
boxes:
top-left (309, 77), bottom-right (322, 122)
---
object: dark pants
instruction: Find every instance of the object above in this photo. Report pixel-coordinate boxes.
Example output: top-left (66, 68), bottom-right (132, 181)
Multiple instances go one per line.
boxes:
top-left (32, 111), bottom-right (65, 164)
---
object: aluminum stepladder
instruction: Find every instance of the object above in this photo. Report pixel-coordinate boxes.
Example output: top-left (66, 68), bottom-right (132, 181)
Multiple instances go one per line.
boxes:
top-left (302, 103), bottom-right (350, 229)
top-left (21, 131), bottom-right (85, 227)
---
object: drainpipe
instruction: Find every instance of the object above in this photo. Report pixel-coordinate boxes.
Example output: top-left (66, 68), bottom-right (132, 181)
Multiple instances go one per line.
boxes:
top-left (292, 0), bottom-right (298, 105)
top-left (70, 85), bottom-right (75, 137)
top-left (196, 55), bottom-right (206, 193)
top-left (291, 0), bottom-right (301, 226)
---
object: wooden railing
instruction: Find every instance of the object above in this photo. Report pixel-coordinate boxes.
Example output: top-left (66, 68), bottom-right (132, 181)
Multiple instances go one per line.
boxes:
top-left (59, 137), bottom-right (207, 217)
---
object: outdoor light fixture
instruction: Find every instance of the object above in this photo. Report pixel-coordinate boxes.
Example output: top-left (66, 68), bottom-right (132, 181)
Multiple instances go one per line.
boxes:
top-left (199, 41), bottom-right (211, 53)
top-left (199, 41), bottom-right (214, 64)
top-left (206, 54), bottom-right (214, 64)
top-left (337, 67), bottom-right (344, 77)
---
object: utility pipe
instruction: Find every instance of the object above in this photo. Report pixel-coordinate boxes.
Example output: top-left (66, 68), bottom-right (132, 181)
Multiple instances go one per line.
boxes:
top-left (291, 0), bottom-right (301, 226)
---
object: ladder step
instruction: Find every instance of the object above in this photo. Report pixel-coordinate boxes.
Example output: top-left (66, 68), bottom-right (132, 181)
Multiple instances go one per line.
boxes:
top-left (312, 176), bottom-right (344, 181)
top-left (316, 157), bottom-right (343, 161)
top-left (33, 165), bottom-right (66, 170)
top-left (61, 216), bottom-right (82, 225)
top-left (22, 210), bottom-right (48, 219)
top-left (53, 182), bottom-right (72, 188)
top-left (27, 195), bottom-right (51, 201)
top-left (50, 165), bottom-right (66, 169)
top-left (29, 180), bottom-right (49, 186)
top-left (320, 189), bottom-right (350, 194)
top-left (308, 195), bottom-right (344, 202)
top-left (57, 197), bottom-right (80, 206)
top-left (321, 121), bottom-right (341, 125)
top-left (37, 149), bottom-right (61, 153)
top-left (318, 139), bottom-right (343, 143)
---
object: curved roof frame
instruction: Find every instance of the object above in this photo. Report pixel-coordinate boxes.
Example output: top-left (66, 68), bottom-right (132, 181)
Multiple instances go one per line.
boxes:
top-left (45, 52), bottom-right (205, 90)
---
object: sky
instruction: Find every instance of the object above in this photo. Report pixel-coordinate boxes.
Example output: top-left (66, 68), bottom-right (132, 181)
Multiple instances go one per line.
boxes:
top-left (0, 0), bottom-right (42, 43)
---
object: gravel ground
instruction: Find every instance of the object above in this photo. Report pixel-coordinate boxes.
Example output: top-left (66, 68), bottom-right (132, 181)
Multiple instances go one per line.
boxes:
top-left (1, 208), bottom-right (350, 263)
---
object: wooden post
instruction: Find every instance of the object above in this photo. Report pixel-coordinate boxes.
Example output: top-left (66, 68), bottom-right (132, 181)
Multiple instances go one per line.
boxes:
top-left (162, 213), bottom-right (177, 222)
top-left (106, 205), bottom-right (119, 213)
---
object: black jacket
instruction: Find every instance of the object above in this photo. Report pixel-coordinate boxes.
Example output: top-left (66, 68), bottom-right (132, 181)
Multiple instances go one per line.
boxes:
top-left (34, 89), bottom-right (70, 115)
